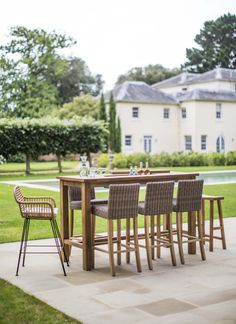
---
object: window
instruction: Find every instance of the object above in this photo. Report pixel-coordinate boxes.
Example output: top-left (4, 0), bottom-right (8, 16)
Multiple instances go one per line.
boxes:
top-left (201, 135), bottom-right (207, 150)
top-left (182, 87), bottom-right (187, 91)
top-left (216, 103), bottom-right (222, 119)
top-left (216, 136), bottom-right (225, 152)
top-left (163, 108), bottom-right (170, 119)
top-left (132, 107), bottom-right (139, 118)
top-left (144, 136), bottom-right (152, 153)
top-left (125, 135), bottom-right (132, 146)
top-left (181, 107), bottom-right (187, 119)
top-left (185, 135), bottom-right (192, 151)
top-left (234, 84), bottom-right (236, 94)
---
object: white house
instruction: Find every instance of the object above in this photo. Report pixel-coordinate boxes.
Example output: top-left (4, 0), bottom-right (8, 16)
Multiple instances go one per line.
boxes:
top-left (106, 68), bottom-right (236, 154)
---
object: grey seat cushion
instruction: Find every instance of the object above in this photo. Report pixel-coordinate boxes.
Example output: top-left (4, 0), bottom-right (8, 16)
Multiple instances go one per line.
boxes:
top-left (172, 198), bottom-right (177, 212)
top-left (70, 199), bottom-right (108, 210)
top-left (92, 204), bottom-right (109, 218)
top-left (138, 202), bottom-right (146, 215)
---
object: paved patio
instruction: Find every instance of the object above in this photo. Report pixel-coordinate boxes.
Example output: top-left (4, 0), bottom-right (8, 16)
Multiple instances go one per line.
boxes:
top-left (0, 218), bottom-right (236, 324)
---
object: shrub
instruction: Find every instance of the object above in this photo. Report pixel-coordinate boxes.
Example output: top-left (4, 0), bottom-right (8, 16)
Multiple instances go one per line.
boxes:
top-left (226, 151), bottom-right (236, 165)
top-left (210, 152), bottom-right (226, 166)
top-left (126, 153), bottom-right (151, 168)
top-left (112, 153), bottom-right (128, 168)
top-left (97, 153), bottom-right (109, 168)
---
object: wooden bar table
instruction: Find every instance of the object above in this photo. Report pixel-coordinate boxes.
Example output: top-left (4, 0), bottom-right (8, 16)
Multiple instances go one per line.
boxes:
top-left (58, 172), bottom-right (199, 271)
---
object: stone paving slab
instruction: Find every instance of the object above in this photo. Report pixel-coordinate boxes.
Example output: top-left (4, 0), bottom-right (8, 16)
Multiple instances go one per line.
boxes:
top-left (0, 218), bottom-right (236, 324)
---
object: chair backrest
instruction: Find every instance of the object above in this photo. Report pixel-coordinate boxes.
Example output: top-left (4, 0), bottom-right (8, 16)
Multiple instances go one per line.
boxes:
top-left (69, 186), bottom-right (95, 201)
top-left (107, 183), bottom-right (140, 219)
top-left (175, 180), bottom-right (204, 212)
top-left (144, 181), bottom-right (175, 215)
top-left (14, 186), bottom-right (25, 203)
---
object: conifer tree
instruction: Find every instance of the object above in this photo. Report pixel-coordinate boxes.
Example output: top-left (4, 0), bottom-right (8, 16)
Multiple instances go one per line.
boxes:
top-left (115, 117), bottom-right (121, 153)
top-left (109, 93), bottom-right (116, 152)
top-left (99, 93), bottom-right (107, 121)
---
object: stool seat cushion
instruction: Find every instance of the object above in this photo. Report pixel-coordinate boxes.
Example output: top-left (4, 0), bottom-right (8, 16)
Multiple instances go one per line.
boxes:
top-left (202, 194), bottom-right (224, 200)
top-left (92, 204), bottom-right (109, 218)
top-left (70, 199), bottom-right (108, 210)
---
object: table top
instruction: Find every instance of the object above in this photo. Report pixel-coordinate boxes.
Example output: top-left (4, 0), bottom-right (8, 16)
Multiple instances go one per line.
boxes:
top-left (57, 171), bottom-right (200, 185)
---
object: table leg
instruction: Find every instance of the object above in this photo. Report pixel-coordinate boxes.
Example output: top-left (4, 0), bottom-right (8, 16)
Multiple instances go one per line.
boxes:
top-left (188, 211), bottom-right (196, 254)
top-left (82, 182), bottom-right (93, 270)
top-left (60, 181), bottom-right (70, 261)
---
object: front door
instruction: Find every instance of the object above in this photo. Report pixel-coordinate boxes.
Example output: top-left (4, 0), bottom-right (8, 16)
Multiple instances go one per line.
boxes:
top-left (144, 136), bottom-right (152, 153)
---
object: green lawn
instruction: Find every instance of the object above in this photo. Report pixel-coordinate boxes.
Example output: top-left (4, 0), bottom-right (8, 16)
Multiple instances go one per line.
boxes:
top-left (0, 278), bottom-right (81, 323)
top-left (0, 161), bottom-right (78, 173)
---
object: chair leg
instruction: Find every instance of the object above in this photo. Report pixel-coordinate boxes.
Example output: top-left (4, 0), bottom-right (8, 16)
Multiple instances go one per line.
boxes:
top-left (144, 216), bottom-right (153, 270)
top-left (91, 214), bottom-right (96, 269)
top-left (209, 200), bottom-right (214, 252)
top-left (176, 212), bottom-right (185, 265)
top-left (150, 215), bottom-right (155, 259)
top-left (197, 211), bottom-right (206, 261)
top-left (201, 199), bottom-right (206, 244)
top-left (69, 209), bottom-right (74, 256)
top-left (117, 219), bottom-right (121, 265)
top-left (54, 219), bottom-right (69, 266)
top-left (51, 219), bottom-right (67, 276)
top-left (16, 218), bottom-right (28, 276)
top-left (167, 213), bottom-right (177, 266)
top-left (156, 215), bottom-right (161, 258)
top-left (126, 218), bottom-right (130, 263)
top-left (108, 219), bottom-right (116, 276)
top-left (217, 200), bottom-right (226, 249)
top-left (22, 219), bottom-right (30, 267)
top-left (133, 217), bottom-right (142, 273)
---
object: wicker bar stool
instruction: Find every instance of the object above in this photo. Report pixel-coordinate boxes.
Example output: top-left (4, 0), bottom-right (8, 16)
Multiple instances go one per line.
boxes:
top-left (69, 186), bottom-right (107, 252)
top-left (201, 195), bottom-right (226, 251)
top-left (173, 180), bottom-right (206, 265)
top-left (14, 186), bottom-right (69, 276)
top-left (138, 181), bottom-right (176, 270)
top-left (92, 183), bottom-right (141, 276)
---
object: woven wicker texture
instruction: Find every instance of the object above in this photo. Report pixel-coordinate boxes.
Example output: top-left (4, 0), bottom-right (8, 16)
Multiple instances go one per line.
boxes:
top-left (69, 187), bottom-right (107, 210)
top-left (173, 180), bottom-right (204, 212)
top-left (93, 183), bottom-right (140, 219)
top-left (139, 181), bottom-right (175, 215)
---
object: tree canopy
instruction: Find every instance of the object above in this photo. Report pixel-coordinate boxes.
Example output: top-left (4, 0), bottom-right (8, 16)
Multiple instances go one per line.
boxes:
top-left (183, 13), bottom-right (236, 73)
top-left (116, 64), bottom-right (181, 85)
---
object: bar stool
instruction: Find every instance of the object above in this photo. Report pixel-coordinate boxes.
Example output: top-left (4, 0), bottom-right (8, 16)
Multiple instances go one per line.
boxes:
top-left (173, 180), bottom-right (206, 265)
top-left (138, 181), bottom-right (176, 270)
top-left (201, 195), bottom-right (226, 251)
top-left (92, 183), bottom-right (141, 276)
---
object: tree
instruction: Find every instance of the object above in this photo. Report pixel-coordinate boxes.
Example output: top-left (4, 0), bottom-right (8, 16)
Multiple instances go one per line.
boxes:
top-left (109, 93), bottom-right (116, 152)
top-left (0, 26), bottom-right (75, 117)
top-left (52, 94), bottom-right (99, 119)
top-left (183, 13), bottom-right (236, 72)
top-left (56, 57), bottom-right (104, 105)
top-left (99, 93), bottom-right (107, 121)
top-left (116, 64), bottom-right (181, 85)
top-left (115, 117), bottom-right (121, 153)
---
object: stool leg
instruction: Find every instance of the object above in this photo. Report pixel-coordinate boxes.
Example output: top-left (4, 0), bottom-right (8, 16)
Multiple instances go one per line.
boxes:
top-left (69, 209), bottom-right (74, 256)
top-left (197, 211), bottom-right (206, 261)
top-left (217, 200), bottom-right (227, 249)
top-left (91, 214), bottom-right (96, 269)
top-left (201, 199), bottom-right (206, 244)
top-left (144, 216), bottom-right (153, 270)
top-left (150, 215), bottom-right (155, 259)
top-left (176, 212), bottom-right (185, 265)
top-left (126, 218), bottom-right (130, 263)
top-left (167, 213), bottom-right (176, 266)
top-left (156, 215), bottom-right (161, 258)
top-left (117, 219), bottom-right (121, 265)
top-left (54, 220), bottom-right (69, 266)
top-left (22, 219), bottom-right (30, 267)
top-left (108, 219), bottom-right (116, 276)
top-left (209, 200), bottom-right (214, 252)
top-left (133, 216), bottom-right (142, 273)
top-left (16, 218), bottom-right (28, 276)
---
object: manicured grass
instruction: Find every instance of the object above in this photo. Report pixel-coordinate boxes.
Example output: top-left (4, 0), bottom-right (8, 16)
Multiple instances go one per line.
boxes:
top-left (0, 278), bottom-right (80, 323)
top-left (1, 180), bottom-right (236, 244)
top-left (0, 161), bottom-right (78, 173)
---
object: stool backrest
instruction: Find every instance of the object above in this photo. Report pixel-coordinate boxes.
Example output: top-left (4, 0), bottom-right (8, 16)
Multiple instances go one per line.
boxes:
top-left (175, 180), bottom-right (204, 212)
top-left (14, 186), bottom-right (25, 203)
top-left (108, 183), bottom-right (140, 219)
top-left (69, 186), bottom-right (95, 201)
top-left (144, 181), bottom-right (175, 215)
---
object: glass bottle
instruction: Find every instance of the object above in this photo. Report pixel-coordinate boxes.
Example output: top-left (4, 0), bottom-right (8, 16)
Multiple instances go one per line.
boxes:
top-left (139, 161), bottom-right (144, 175)
top-left (129, 166), bottom-right (133, 175)
top-left (79, 155), bottom-right (89, 177)
top-left (144, 161), bottom-right (150, 175)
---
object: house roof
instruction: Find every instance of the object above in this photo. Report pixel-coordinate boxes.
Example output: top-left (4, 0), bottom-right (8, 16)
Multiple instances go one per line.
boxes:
top-left (176, 89), bottom-right (236, 102)
top-left (152, 72), bottom-right (199, 89)
top-left (105, 81), bottom-right (176, 104)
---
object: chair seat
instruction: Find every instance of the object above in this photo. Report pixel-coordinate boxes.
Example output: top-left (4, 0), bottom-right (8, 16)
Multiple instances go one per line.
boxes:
top-left (92, 204), bottom-right (109, 218)
top-left (172, 198), bottom-right (177, 212)
top-left (23, 207), bottom-right (58, 218)
top-left (138, 202), bottom-right (145, 214)
top-left (70, 199), bottom-right (108, 210)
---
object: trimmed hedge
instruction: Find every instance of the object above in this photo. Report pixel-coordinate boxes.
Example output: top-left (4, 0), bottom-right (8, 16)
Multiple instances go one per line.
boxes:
top-left (98, 151), bottom-right (236, 168)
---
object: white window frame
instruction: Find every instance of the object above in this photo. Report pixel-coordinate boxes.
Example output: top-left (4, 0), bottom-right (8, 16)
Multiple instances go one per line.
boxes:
top-left (234, 84), bottom-right (236, 94)
top-left (216, 136), bottom-right (225, 152)
top-left (163, 108), bottom-right (170, 119)
top-left (181, 107), bottom-right (187, 119)
top-left (125, 135), bottom-right (132, 146)
top-left (185, 135), bottom-right (192, 151)
top-left (132, 107), bottom-right (139, 119)
top-left (216, 103), bottom-right (222, 119)
top-left (201, 135), bottom-right (207, 150)
top-left (144, 135), bottom-right (152, 153)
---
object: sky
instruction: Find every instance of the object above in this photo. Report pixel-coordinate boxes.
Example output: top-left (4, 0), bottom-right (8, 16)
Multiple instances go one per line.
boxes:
top-left (0, 0), bottom-right (235, 90)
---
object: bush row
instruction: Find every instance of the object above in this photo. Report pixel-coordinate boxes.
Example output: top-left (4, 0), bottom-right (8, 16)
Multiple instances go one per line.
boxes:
top-left (98, 151), bottom-right (236, 168)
